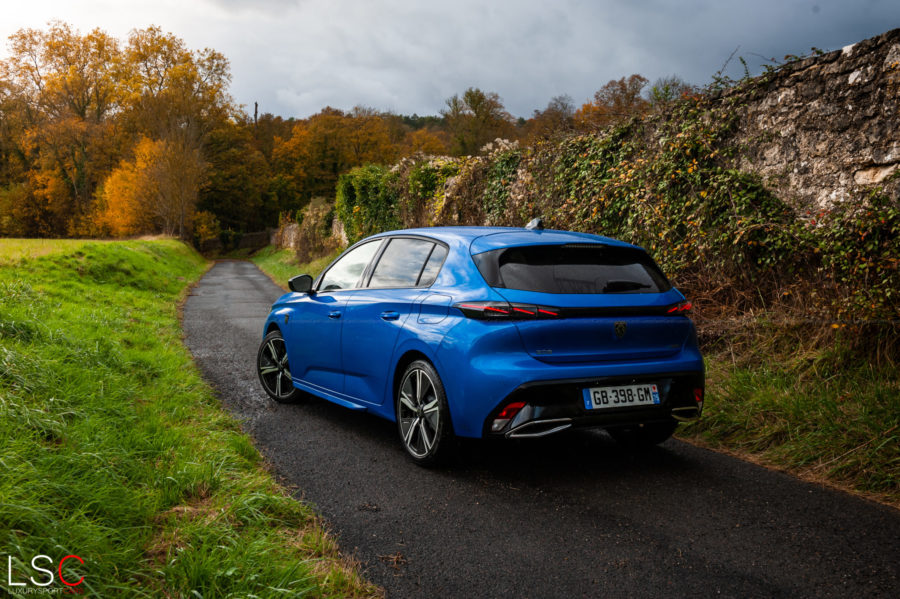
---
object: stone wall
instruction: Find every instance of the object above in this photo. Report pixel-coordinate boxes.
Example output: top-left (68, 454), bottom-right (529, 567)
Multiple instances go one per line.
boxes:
top-left (735, 28), bottom-right (899, 212)
top-left (270, 222), bottom-right (301, 248)
top-left (269, 197), bottom-right (341, 259)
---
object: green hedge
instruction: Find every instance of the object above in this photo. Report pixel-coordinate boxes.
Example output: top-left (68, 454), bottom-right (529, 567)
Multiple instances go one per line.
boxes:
top-left (335, 164), bottom-right (400, 245)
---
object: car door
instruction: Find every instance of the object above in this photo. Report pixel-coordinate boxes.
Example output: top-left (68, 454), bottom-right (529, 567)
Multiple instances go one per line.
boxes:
top-left (341, 237), bottom-right (447, 406)
top-left (288, 239), bottom-right (382, 395)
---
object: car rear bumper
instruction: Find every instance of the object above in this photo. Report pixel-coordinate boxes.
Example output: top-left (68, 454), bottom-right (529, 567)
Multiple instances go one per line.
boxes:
top-left (481, 371), bottom-right (704, 439)
top-left (435, 317), bottom-right (705, 438)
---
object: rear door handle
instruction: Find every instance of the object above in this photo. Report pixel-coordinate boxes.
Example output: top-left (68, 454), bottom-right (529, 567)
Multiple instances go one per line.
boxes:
top-left (380, 311), bottom-right (400, 321)
top-left (328, 311), bottom-right (342, 319)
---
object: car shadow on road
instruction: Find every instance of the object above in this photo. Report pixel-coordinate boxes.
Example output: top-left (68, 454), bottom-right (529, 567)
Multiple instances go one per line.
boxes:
top-left (264, 392), bottom-right (703, 489)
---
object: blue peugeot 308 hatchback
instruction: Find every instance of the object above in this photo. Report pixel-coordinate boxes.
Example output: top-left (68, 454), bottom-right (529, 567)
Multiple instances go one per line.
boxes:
top-left (257, 225), bottom-right (704, 466)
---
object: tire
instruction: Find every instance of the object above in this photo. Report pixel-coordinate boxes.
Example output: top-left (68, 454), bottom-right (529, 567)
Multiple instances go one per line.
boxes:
top-left (395, 360), bottom-right (454, 466)
top-left (256, 330), bottom-right (305, 404)
top-left (609, 421), bottom-right (677, 448)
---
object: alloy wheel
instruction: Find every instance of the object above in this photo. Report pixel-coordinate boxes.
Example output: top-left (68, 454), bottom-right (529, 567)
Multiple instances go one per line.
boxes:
top-left (397, 367), bottom-right (441, 458)
top-left (258, 336), bottom-right (294, 400)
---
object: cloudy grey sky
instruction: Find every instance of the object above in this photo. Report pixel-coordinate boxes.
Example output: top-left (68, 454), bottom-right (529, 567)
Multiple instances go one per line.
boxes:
top-left (2, 0), bottom-right (898, 118)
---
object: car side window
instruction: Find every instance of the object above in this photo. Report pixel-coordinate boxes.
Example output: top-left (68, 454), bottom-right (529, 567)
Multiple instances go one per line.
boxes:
top-left (318, 240), bottom-right (382, 292)
top-left (368, 238), bottom-right (436, 288)
top-left (417, 244), bottom-right (448, 286)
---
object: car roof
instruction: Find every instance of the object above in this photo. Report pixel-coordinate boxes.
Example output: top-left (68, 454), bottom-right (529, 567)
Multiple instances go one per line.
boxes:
top-left (374, 226), bottom-right (638, 254)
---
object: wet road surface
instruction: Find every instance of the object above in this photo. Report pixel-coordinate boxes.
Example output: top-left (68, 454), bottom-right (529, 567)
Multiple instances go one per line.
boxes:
top-left (183, 261), bottom-right (900, 598)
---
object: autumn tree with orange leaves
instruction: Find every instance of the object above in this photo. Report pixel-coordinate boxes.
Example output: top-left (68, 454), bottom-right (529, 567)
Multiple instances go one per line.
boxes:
top-left (442, 88), bottom-right (516, 155)
top-left (0, 23), bottom-right (232, 238)
top-left (574, 74), bottom-right (650, 131)
top-left (272, 106), bottom-right (400, 204)
top-left (96, 136), bottom-right (204, 237)
top-left (524, 94), bottom-right (576, 143)
top-left (0, 22), bottom-right (687, 242)
top-left (0, 22), bottom-right (121, 235)
top-left (0, 24), bottom-right (520, 240)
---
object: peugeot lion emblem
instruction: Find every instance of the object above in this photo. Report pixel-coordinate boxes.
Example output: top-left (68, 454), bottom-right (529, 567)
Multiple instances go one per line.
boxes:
top-left (614, 321), bottom-right (627, 339)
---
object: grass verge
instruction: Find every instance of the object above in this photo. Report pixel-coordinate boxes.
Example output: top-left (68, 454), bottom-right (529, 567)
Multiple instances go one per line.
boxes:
top-left (679, 325), bottom-right (899, 507)
top-left (250, 245), bottom-right (341, 290)
top-left (0, 239), bottom-right (380, 597)
top-left (0, 238), bottom-right (112, 263)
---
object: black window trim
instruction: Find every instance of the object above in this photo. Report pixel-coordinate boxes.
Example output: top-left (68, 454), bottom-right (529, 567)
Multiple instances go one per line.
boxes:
top-left (363, 234), bottom-right (450, 290)
top-left (414, 244), bottom-right (437, 286)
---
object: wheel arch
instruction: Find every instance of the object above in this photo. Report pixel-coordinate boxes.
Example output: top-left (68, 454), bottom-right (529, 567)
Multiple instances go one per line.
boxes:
top-left (392, 349), bottom-right (430, 405)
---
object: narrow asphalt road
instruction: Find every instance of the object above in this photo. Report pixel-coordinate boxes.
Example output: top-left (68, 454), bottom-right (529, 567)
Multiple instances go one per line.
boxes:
top-left (183, 261), bottom-right (900, 598)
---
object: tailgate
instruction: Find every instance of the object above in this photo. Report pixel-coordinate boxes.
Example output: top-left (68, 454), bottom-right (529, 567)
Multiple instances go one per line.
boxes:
top-left (493, 287), bottom-right (691, 363)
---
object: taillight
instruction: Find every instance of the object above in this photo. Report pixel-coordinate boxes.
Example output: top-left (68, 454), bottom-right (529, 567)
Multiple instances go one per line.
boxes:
top-left (694, 387), bottom-right (704, 412)
top-left (456, 302), bottom-right (511, 318)
top-left (666, 300), bottom-right (692, 315)
top-left (455, 301), bottom-right (691, 318)
top-left (491, 401), bottom-right (526, 432)
top-left (454, 301), bottom-right (560, 320)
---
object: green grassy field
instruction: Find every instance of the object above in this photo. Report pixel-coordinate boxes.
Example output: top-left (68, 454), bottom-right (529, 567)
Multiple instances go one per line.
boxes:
top-left (251, 245), bottom-right (899, 507)
top-left (0, 238), bottom-right (112, 262)
top-left (0, 239), bottom-right (379, 597)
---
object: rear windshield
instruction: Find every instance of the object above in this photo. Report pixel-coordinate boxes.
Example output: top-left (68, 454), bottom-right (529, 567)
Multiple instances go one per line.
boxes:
top-left (472, 244), bottom-right (671, 294)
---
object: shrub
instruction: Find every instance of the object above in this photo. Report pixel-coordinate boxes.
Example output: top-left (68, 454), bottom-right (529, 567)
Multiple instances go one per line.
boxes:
top-left (335, 165), bottom-right (400, 245)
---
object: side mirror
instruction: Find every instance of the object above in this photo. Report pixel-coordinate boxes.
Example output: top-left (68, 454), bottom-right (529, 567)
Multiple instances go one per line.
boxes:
top-left (288, 274), bottom-right (314, 294)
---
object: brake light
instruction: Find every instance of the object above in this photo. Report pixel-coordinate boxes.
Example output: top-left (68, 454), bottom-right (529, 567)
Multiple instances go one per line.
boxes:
top-left (491, 401), bottom-right (526, 432)
top-left (694, 388), bottom-right (704, 412)
top-left (666, 301), bottom-right (692, 314)
top-left (454, 301), bottom-right (560, 320)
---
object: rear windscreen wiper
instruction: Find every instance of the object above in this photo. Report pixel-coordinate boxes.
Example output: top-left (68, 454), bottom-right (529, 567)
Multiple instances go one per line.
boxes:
top-left (602, 280), bottom-right (652, 293)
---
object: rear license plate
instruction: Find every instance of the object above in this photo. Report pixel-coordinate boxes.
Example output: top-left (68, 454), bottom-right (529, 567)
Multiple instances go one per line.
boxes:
top-left (582, 383), bottom-right (660, 410)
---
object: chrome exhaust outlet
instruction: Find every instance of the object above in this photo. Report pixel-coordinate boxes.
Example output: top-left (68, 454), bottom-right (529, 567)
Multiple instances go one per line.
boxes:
top-left (506, 418), bottom-right (573, 439)
top-left (671, 406), bottom-right (701, 423)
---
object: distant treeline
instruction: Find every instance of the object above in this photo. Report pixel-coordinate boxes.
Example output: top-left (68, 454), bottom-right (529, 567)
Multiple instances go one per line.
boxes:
top-left (0, 22), bottom-right (691, 241)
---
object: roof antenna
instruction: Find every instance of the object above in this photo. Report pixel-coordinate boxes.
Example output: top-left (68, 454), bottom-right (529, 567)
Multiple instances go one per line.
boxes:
top-left (525, 217), bottom-right (544, 231)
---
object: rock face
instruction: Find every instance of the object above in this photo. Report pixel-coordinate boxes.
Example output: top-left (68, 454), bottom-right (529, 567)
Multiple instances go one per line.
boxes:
top-left (736, 28), bottom-right (900, 212)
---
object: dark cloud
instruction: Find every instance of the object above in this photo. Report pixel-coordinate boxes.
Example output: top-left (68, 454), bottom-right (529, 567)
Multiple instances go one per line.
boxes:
top-left (4, 0), bottom-right (899, 118)
top-left (222, 0), bottom-right (899, 118)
